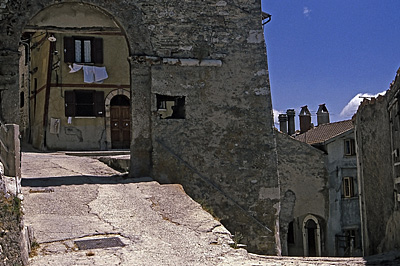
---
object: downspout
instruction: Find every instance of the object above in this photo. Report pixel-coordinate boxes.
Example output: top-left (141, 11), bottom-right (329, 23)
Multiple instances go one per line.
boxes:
top-left (43, 38), bottom-right (56, 149)
top-left (355, 122), bottom-right (367, 256)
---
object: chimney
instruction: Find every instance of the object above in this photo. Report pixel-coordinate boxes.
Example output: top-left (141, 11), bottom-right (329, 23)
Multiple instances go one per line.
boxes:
top-left (299, 105), bottom-right (312, 134)
top-left (286, 109), bottom-right (296, 135)
top-left (278, 114), bottom-right (288, 134)
top-left (317, 104), bottom-right (330, 126)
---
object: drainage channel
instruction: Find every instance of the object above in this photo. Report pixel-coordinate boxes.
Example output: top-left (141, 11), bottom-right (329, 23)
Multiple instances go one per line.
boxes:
top-left (74, 236), bottom-right (126, 250)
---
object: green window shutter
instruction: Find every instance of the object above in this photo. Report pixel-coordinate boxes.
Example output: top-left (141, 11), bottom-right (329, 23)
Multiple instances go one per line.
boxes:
top-left (64, 37), bottom-right (75, 63)
top-left (65, 90), bottom-right (76, 117)
top-left (94, 91), bottom-right (105, 117)
top-left (92, 38), bottom-right (103, 64)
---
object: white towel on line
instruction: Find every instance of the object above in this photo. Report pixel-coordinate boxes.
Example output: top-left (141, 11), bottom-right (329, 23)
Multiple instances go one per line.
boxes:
top-left (69, 63), bottom-right (83, 73)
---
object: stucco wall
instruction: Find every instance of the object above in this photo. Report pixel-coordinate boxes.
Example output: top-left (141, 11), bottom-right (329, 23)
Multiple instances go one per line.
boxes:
top-left (354, 94), bottom-right (394, 256)
top-left (275, 131), bottom-right (329, 256)
top-left (0, 0), bottom-right (280, 255)
top-left (325, 132), bottom-right (361, 256)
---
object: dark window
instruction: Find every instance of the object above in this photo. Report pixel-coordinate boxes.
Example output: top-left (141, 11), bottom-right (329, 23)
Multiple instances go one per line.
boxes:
top-left (287, 221), bottom-right (295, 244)
top-left (343, 177), bottom-right (354, 198)
top-left (156, 95), bottom-right (185, 119)
top-left (344, 139), bottom-right (356, 156)
top-left (20, 91), bottom-right (24, 108)
top-left (65, 90), bottom-right (104, 117)
top-left (64, 37), bottom-right (103, 64)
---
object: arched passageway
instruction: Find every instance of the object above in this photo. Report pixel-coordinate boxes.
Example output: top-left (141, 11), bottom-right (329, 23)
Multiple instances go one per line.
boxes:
top-left (18, 2), bottom-right (132, 150)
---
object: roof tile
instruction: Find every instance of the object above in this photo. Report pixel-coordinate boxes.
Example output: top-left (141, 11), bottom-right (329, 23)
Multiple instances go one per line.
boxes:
top-left (295, 120), bottom-right (354, 145)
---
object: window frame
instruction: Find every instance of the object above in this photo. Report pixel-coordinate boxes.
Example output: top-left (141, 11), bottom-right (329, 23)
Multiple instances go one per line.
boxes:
top-left (64, 36), bottom-right (103, 64)
top-left (343, 176), bottom-right (355, 198)
top-left (344, 139), bottom-right (356, 156)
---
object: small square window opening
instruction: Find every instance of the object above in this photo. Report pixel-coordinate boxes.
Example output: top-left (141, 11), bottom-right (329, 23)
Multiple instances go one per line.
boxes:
top-left (156, 95), bottom-right (185, 119)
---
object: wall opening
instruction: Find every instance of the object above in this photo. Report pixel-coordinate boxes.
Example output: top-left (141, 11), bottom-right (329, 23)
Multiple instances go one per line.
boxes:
top-left (156, 94), bottom-right (186, 119)
top-left (302, 214), bottom-right (322, 257)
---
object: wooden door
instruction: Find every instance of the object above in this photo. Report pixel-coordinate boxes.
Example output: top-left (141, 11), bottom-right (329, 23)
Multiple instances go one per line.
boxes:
top-left (110, 106), bottom-right (131, 149)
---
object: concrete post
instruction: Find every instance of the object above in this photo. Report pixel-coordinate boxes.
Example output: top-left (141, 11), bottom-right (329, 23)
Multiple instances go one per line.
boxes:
top-left (129, 57), bottom-right (152, 177)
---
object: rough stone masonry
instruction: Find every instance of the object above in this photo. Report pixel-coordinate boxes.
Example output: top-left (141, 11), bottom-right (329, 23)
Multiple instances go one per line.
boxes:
top-left (0, 0), bottom-right (280, 254)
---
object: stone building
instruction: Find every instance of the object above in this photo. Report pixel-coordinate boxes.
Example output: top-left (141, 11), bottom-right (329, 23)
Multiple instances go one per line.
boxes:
top-left (296, 116), bottom-right (361, 257)
top-left (0, 0), bottom-right (280, 255)
top-left (21, 4), bottom-right (131, 150)
top-left (277, 105), bottom-right (362, 257)
top-left (276, 130), bottom-right (329, 257)
top-left (354, 68), bottom-right (400, 256)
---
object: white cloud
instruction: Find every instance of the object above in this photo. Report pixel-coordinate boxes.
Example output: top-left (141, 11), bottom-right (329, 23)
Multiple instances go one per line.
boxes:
top-left (340, 91), bottom-right (387, 118)
top-left (303, 7), bottom-right (312, 18)
top-left (273, 109), bottom-right (283, 127)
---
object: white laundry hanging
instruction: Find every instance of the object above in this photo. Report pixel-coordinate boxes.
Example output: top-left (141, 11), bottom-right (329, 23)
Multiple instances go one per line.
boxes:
top-left (93, 66), bottom-right (108, 82)
top-left (83, 66), bottom-right (95, 83)
top-left (70, 64), bottom-right (109, 83)
top-left (69, 63), bottom-right (83, 73)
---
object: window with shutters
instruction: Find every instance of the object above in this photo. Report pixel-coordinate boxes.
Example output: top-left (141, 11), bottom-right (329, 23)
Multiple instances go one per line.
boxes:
top-left (65, 90), bottom-right (105, 117)
top-left (342, 177), bottom-right (354, 198)
top-left (64, 37), bottom-right (103, 64)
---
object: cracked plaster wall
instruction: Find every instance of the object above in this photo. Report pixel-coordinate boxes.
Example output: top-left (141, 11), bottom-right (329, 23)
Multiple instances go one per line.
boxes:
top-left (275, 131), bottom-right (329, 256)
top-left (0, 0), bottom-right (280, 255)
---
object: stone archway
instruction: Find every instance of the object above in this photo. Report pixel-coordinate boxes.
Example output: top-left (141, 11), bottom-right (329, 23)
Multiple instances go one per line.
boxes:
top-left (302, 214), bottom-right (322, 257)
top-left (1, 0), bottom-right (153, 175)
top-left (105, 89), bottom-right (130, 149)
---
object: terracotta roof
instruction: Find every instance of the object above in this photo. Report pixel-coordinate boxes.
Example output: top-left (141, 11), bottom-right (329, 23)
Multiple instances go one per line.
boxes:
top-left (295, 120), bottom-right (354, 145)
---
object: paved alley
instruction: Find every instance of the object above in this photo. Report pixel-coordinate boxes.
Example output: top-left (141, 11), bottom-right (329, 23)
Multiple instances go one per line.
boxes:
top-left (20, 151), bottom-right (397, 265)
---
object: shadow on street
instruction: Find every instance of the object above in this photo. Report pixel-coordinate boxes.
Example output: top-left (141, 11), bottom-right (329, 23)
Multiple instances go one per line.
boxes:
top-left (22, 175), bottom-right (153, 187)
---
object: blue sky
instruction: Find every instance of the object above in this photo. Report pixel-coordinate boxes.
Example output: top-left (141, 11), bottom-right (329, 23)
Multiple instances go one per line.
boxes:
top-left (261, 0), bottom-right (400, 127)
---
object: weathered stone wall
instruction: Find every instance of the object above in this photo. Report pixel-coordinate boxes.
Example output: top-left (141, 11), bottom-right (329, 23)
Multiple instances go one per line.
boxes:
top-left (325, 131), bottom-right (361, 256)
top-left (354, 91), bottom-right (395, 256)
top-left (0, 0), bottom-right (280, 255)
top-left (275, 131), bottom-right (329, 256)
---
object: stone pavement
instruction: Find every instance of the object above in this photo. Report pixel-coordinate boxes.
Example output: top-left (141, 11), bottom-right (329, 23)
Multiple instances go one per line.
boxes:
top-left (20, 151), bottom-right (399, 265)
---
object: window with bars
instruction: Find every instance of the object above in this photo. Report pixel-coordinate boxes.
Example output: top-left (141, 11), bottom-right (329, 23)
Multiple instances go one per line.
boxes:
top-left (64, 37), bottom-right (103, 64)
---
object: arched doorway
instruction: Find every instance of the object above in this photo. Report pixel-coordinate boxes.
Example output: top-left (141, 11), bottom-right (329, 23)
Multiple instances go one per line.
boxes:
top-left (110, 95), bottom-right (130, 149)
top-left (302, 215), bottom-right (322, 256)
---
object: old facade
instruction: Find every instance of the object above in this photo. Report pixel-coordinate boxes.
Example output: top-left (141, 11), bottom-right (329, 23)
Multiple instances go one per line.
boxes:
top-left (354, 68), bottom-right (400, 256)
top-left (276, 130), bottom-right (329, 257)
top-left (296, 117), bottom-right (362, 257)
top-left (0, 0), bottom-right (280, 254)
top-left (277, 105), bottom-right (362, 257)
top-left (21, 3), bottom-right (131, 150)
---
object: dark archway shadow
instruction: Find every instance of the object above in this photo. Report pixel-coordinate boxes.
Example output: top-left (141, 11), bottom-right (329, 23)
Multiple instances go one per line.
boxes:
top-left (22, 175), bottom-right (152, 187)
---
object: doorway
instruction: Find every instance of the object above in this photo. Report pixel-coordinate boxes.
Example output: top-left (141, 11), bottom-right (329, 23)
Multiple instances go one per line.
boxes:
top-left (306, 219), bottom-right (317, 256)
top-left (110, 95), bottom-right (131, 149)
top-left (302, 215), bottom-right (322, 257)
